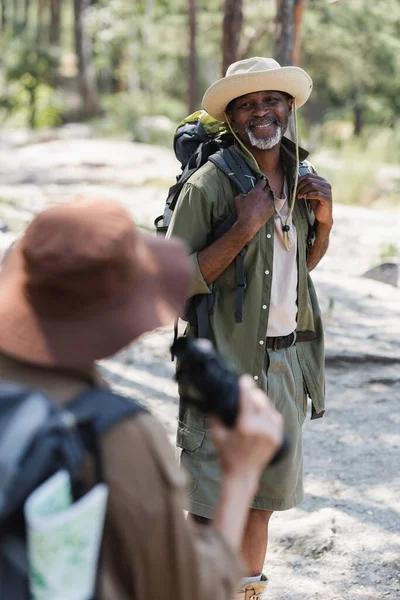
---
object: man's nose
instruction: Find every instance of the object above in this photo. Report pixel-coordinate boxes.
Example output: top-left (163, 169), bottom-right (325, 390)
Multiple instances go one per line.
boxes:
top-left (252, 103), bottom-right (268, 118)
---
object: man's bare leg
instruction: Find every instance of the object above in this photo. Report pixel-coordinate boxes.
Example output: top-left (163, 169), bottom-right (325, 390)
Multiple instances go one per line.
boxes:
top-left (241, 509), bottom-right (273, 575)
top-left (191, 509), bottom-right (273, 575)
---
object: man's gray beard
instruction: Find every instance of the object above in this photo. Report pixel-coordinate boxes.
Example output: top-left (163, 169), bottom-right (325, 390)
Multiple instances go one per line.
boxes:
top-left (245, 122), bottom-right (283, 150)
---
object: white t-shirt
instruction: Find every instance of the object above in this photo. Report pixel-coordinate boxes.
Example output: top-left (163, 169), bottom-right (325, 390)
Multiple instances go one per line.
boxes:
top-left (266, 182), bottom-right (298, 337)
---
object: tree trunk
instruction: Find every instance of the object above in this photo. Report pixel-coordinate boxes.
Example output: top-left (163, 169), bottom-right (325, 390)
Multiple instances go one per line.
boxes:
top-left (28, 85), bottom-right (37, 129)
top-left (0, 0), bottom-right (6, 30)
top-left (221, 0), bottom-right (243, 77)
top-left (74, 0), bottom-right (99, 119)
top-left (50, 0), bottom-right (61, 47)
top-left (353, 86), bottom-right (364, 136)
top-left (36, 0), bottom-right (47, 53)
top-left (187, 0), bottom-right (197, 114)
top-left (23, 0), bottom-right (30, 28)
top-left (12, 0), bottom-right (18, 29)
top-left (274, 0), bottom-right (295, 66)
top-left (292, 0), bottom-right (306, 65)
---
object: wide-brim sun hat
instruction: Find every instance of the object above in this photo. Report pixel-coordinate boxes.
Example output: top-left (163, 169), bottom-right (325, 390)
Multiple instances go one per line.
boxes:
top-left (0, 198), bottom-right (193, 368)
top-left (202, 57), bottom-right (313, 122)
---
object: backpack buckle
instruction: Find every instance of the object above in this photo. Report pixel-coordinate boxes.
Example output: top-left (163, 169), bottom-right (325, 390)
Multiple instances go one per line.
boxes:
top-left (60, 410), bottom-right (77, 429)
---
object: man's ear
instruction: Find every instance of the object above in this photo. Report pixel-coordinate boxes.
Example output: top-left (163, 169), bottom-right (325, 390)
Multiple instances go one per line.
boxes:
top-left (287, 97), bottom-right (294, 114)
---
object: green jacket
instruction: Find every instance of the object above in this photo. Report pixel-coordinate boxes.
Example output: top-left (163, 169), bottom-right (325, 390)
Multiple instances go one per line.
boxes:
top-left (167, 137), bottom-right (325, 418)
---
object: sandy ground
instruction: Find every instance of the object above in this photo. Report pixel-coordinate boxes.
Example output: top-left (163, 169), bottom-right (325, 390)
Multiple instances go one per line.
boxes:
top-left (0, 129), bottom-right (399, 599)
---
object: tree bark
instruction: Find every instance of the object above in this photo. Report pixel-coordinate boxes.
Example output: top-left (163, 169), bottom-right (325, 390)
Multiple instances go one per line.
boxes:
top-left (1, 0), bottom-right (6, 30)
top-left (292, 0), bottom-right (306, 65)
top-left (23, 0), bottom-right (30, 28)
top-left (274, 0), bottom-right (295, 66)
top-left (36, 0), bottom-right (47, 53)
top-left (50, 0), bottom-right (61, 47)
top-left (353, 86), bottom-right (364, 136)
top-left (28, 86), bottom-right (37, 129)
top-left (74, 0), bottom-right (99, 119)
top-left (12, 0), bottom-right (18, 29)
top-left (221, 0), bottom-right (243, 77)
top-left (187, 0), bottom-right (197, 114)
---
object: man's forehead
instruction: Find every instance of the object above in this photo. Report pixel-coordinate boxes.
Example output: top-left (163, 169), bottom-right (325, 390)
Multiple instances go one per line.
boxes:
top-left (233, 90), bottom-right (287, 102)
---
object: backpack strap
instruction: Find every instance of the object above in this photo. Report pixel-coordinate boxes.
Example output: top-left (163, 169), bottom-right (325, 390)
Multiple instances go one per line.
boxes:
top-left (67, 388), bottom-right (145, 600)
top-left (208, 147), bottom-right (257, 324)
top-left (209, 146), bottom-right (257, 195)
top-left (67, 388), bottom-right (145, 436)
top-left (66, 388), bottom-right (146, 490)
top-left (298, 163), bottom-right (317, 248)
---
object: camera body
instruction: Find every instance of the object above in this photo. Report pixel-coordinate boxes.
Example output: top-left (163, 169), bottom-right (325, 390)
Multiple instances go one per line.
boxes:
top-left (172, 336), bottom-right (239, 428)
top-left (171, 336), bottom-right (288, 465)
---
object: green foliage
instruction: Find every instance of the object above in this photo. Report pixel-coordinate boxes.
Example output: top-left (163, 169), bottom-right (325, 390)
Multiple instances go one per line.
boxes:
top-left (0, 82), bottom-right (64, 128)
top-left (311, 125), bottom-right (400, 207)
top-left (96, 90), bottom-right (184, 143)
top-left (0, 0), bottom-right (399, 207)
top-left (0, 33), bottom-right (62, 128)
top-left (379, 243), bottom-right (400, 261)
top-left (302, 0), bottom-right (400, 129)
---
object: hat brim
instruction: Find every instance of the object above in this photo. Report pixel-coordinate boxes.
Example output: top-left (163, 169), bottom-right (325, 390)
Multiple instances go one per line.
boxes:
top-left (202, 66), bottom-right (313, 122)
top-left (0, 233), bottom-right (193, 368)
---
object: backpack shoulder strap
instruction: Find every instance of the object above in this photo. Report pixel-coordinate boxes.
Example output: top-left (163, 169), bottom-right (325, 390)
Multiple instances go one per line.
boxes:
top-left (298, 162), bottom-right (317, 248)
top-left (206, 147), bottom-right (257, 325)
top-left (66, 388), bottom-right (147, 490)
top-left (208, 146), bottom-right (257, 195)
top-left (67, 387), bottom-right (146, 436)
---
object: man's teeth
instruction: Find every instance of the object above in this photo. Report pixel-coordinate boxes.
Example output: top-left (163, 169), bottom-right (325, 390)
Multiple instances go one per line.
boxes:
top-left (253, 121), bottom-right (274, 128)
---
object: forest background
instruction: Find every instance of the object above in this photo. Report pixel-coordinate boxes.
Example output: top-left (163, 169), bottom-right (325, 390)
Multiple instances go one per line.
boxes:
top-left (0, 0), bottom-right (399, 212)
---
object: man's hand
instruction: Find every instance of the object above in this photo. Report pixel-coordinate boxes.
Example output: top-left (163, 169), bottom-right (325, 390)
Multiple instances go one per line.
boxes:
top-left (297, 174), bottom-right (333, 228)
top-left (211, 375), bottom-right (284, 478)
top-left (234, 178), bottom-right (275, 240)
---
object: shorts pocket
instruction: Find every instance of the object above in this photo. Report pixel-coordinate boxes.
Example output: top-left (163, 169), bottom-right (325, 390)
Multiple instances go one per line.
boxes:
top-left (177, 421), bottom-right (205, 495)
top-left (176, 421), bottom-right (205, 451)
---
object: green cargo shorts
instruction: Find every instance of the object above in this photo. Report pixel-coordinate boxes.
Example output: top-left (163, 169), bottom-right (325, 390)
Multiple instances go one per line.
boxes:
top-left (177, 345), bottom-right (306, 518)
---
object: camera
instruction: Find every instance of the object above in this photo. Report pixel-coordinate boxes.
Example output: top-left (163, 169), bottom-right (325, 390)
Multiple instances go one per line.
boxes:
top-left (171, 336), bottom-right (288, 465)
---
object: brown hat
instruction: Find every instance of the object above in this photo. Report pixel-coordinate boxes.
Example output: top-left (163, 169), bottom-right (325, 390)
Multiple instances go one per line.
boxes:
top-left (0, 198), bottom-right (193, 368)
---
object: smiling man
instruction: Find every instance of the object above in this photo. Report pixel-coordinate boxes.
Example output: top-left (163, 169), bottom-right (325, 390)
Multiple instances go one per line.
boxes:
top-left (167, 57), bottom-right (333, 600)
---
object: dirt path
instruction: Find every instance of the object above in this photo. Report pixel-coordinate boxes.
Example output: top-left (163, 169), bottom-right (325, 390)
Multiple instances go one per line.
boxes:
top-left (1, 130), bottom-right (399, 599)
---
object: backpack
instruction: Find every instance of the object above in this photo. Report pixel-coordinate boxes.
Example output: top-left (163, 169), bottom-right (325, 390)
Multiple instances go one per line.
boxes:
top-left (0, 382), bottom-right (145, 599)
top-left (154, 110), bottom-right (316, 340)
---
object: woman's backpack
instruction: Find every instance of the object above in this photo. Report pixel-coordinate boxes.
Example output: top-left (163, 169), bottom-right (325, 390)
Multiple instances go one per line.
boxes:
top-left (0, 383), bottom-right (145, 599)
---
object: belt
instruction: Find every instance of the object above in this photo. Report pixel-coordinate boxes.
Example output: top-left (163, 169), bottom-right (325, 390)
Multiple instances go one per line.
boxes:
top-left (266, 331), bottom-right (296, 351)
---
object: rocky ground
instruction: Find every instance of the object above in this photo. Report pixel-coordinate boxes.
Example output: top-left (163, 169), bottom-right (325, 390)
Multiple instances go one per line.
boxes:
top-left (1, 127), bottom-right (399, 599)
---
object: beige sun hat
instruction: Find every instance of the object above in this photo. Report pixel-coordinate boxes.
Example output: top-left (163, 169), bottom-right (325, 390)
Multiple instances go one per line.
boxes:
top-left (202, 57), bottom-right (313, 122)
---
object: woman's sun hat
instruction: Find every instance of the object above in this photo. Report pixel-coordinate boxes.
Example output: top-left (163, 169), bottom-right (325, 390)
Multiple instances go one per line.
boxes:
top-left (0, 198), bottom-right (193, 368)
top-left (202, 57), bottom-right (313, 122)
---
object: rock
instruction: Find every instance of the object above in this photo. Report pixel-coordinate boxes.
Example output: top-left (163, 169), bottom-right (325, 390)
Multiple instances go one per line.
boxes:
top-left (362, 262), bottom-right (399, 287)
